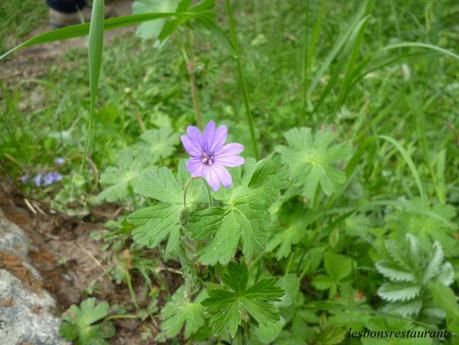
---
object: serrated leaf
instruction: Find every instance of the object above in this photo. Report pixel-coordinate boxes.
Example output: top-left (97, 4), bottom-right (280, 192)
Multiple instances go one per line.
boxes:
top-left (161, 286), bottom-right (206, 338)
top-left (276, 127), bottom-right (351, 203)
top-left (202, 262), bottom-right (284, 337)
top-left (423, 242), bottom-right (444, 283)
top-left (436, 262), bottom-right (454, 286)
top-left (382, 299), bottom-right (423, 317)
top-left (375, 261), bottom-right (415, 282)
top-left (377, 283), bottom-right (421, 302)
top-left (129, 203), bottom-right (182, 252)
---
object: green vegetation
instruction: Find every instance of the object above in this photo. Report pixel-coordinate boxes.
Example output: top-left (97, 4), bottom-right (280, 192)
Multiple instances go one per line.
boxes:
top-left (1, 0), bottom-right (459, 344)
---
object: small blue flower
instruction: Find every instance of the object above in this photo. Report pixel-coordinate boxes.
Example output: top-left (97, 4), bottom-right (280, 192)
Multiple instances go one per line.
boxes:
top-left (20, 175), bottom-right (29, 184)
top-left (43, 172), bottom-right (63, 186)
top-left (55, 158), bottom-right (65, 166)
top-left (33, 174), bottom-right (42, 187)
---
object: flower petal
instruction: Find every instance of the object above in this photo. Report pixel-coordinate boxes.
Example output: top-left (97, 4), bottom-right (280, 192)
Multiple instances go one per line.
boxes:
top-left (213, 165), bottom-right (233, 188)
top-left (215, 155), bottom-right (245, 167)
top-left (215, 143), bottom-right (244, 157)
top-left (205, 166), bottom-right (221, 191)
top-left (209, 124), bottom-right (228, 152)
top-left (181, 135), bottom-right (201, 156)
top-left (203, 121), bottom-right (216, 151)
top-left (186, 125), bottom-right (204, 152)
top-left (186, 158), bottom-right (205, 177)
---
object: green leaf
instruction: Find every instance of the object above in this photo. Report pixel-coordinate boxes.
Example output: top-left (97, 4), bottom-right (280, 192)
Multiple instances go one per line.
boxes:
top-left (128, 164), bottom-right (204, 252)
top-left (60, 298), bottom-right (114, 345)
top-left (132, 166), bottom-right (182, 204)
top-left (375, 261), bottom-right (415, 282)
top-left (137, 127), bottom-right (179, 161)
top-left (311, 275), bottom-right (334, 291)
top-left (377, 283), bottom-right (421, 302)
top-left (277, 127), bottom-right (351, 203)
top-left (96, 149), bottom-right (152, 203)
top-left (324, 252), bottom-right (353, 282)
top-left (132, 0), bottom-right (181, 41)
top-left (187, 155), bottom-right (287, 264)
top-left (266, 197), bottom-right (312, 259)
top-left (161, 286), bottom-right (206, 338)
top-left (202, 262), bottom-right (284, 337)
top-left (277, 274), bottom-right (300, 307)
top-left (129, 203), bottom-right (182, 252)
top-left (222, 261), bottom-right (249, 293)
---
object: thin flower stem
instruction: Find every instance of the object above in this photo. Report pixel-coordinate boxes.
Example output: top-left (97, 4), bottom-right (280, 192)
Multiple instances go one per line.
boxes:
top-left (177, 35), bottom-right (202, 128)
top-left (183, 176), bottom-right (213, 209)
top-left (225, 0), bottom-right (259, 159)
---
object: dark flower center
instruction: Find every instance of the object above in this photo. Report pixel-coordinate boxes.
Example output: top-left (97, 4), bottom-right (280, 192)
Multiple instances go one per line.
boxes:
top-left (201, 152), bottom-right (215, 166)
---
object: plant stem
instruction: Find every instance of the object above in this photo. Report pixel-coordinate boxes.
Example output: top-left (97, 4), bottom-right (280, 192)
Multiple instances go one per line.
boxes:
top-left (177, 35), bottom-right (202, 128)
top-left (225, 0), bottom-right (259, 159)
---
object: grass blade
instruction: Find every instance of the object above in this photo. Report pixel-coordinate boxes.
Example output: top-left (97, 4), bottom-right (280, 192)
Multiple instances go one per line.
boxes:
top-left (0, 12), bottom-right (183, 60)
top-left (83, 0), bottom-right (105, 167)
top-left (378, 135), bottom-right (426, 205)
top-left (383, 42), bottom-right (459, 62)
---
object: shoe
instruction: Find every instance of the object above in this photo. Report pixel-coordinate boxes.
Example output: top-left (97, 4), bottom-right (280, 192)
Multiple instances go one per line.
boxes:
top-left (49, 7), bottom-right (91, 28)
top-left (49, 5), bottom-right (116, 28)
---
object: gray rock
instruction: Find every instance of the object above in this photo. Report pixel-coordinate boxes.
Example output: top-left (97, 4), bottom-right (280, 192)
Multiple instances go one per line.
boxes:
top-left (0, 212), bottom-right (69, 345)
top-left (0, 212), bottom-right (29, 258)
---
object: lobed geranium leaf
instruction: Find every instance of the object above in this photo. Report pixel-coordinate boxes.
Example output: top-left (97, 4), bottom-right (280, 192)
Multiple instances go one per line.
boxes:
top-left (187, 155), bottom-right (287, 264)
top-left (137, 127), bottom-right (179, 161)
top-left (96, 149), bottom-right (153, 202)
top-left (127, 163), bottom-right (204, 253)
top-left (161, 286), bottom-right (207, 338)
top-left (60, 298), bottom-right (115, 345)
top-left (276, 127), bottom-right (351, 203)
top-left (202, 262), bottom-right (284, 337)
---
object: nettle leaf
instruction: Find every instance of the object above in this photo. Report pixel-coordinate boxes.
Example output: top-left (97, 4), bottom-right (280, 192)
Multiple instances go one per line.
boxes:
top-left (276, 127), bottom-right (351, 203)
top-left (202, 262), bottom-right (284, 337)
top-left (187, 155), bottom-right (288, 265)
top-left (96, 149), bottom-right (153, 202)
top-left (128, 163), bottom-right (204, 253)
top-left (60, 298), bottom-right (115, 345)
top-left (161, 286), bottom-right (207, 338)
top-left (137, 127), bottom-right (179, 161)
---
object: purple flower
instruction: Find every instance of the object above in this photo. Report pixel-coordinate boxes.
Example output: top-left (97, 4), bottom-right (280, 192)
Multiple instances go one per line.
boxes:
top-left (55, 158), bottom-right (65, 166)
top-left (181, 121), bottom-right (245, 191)
top-left (43, 172), bottom-right (63, 186)
top-left (33, 174), bottom-right (42, 187)
top-left (20, 175), bottom-right (29, 184)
